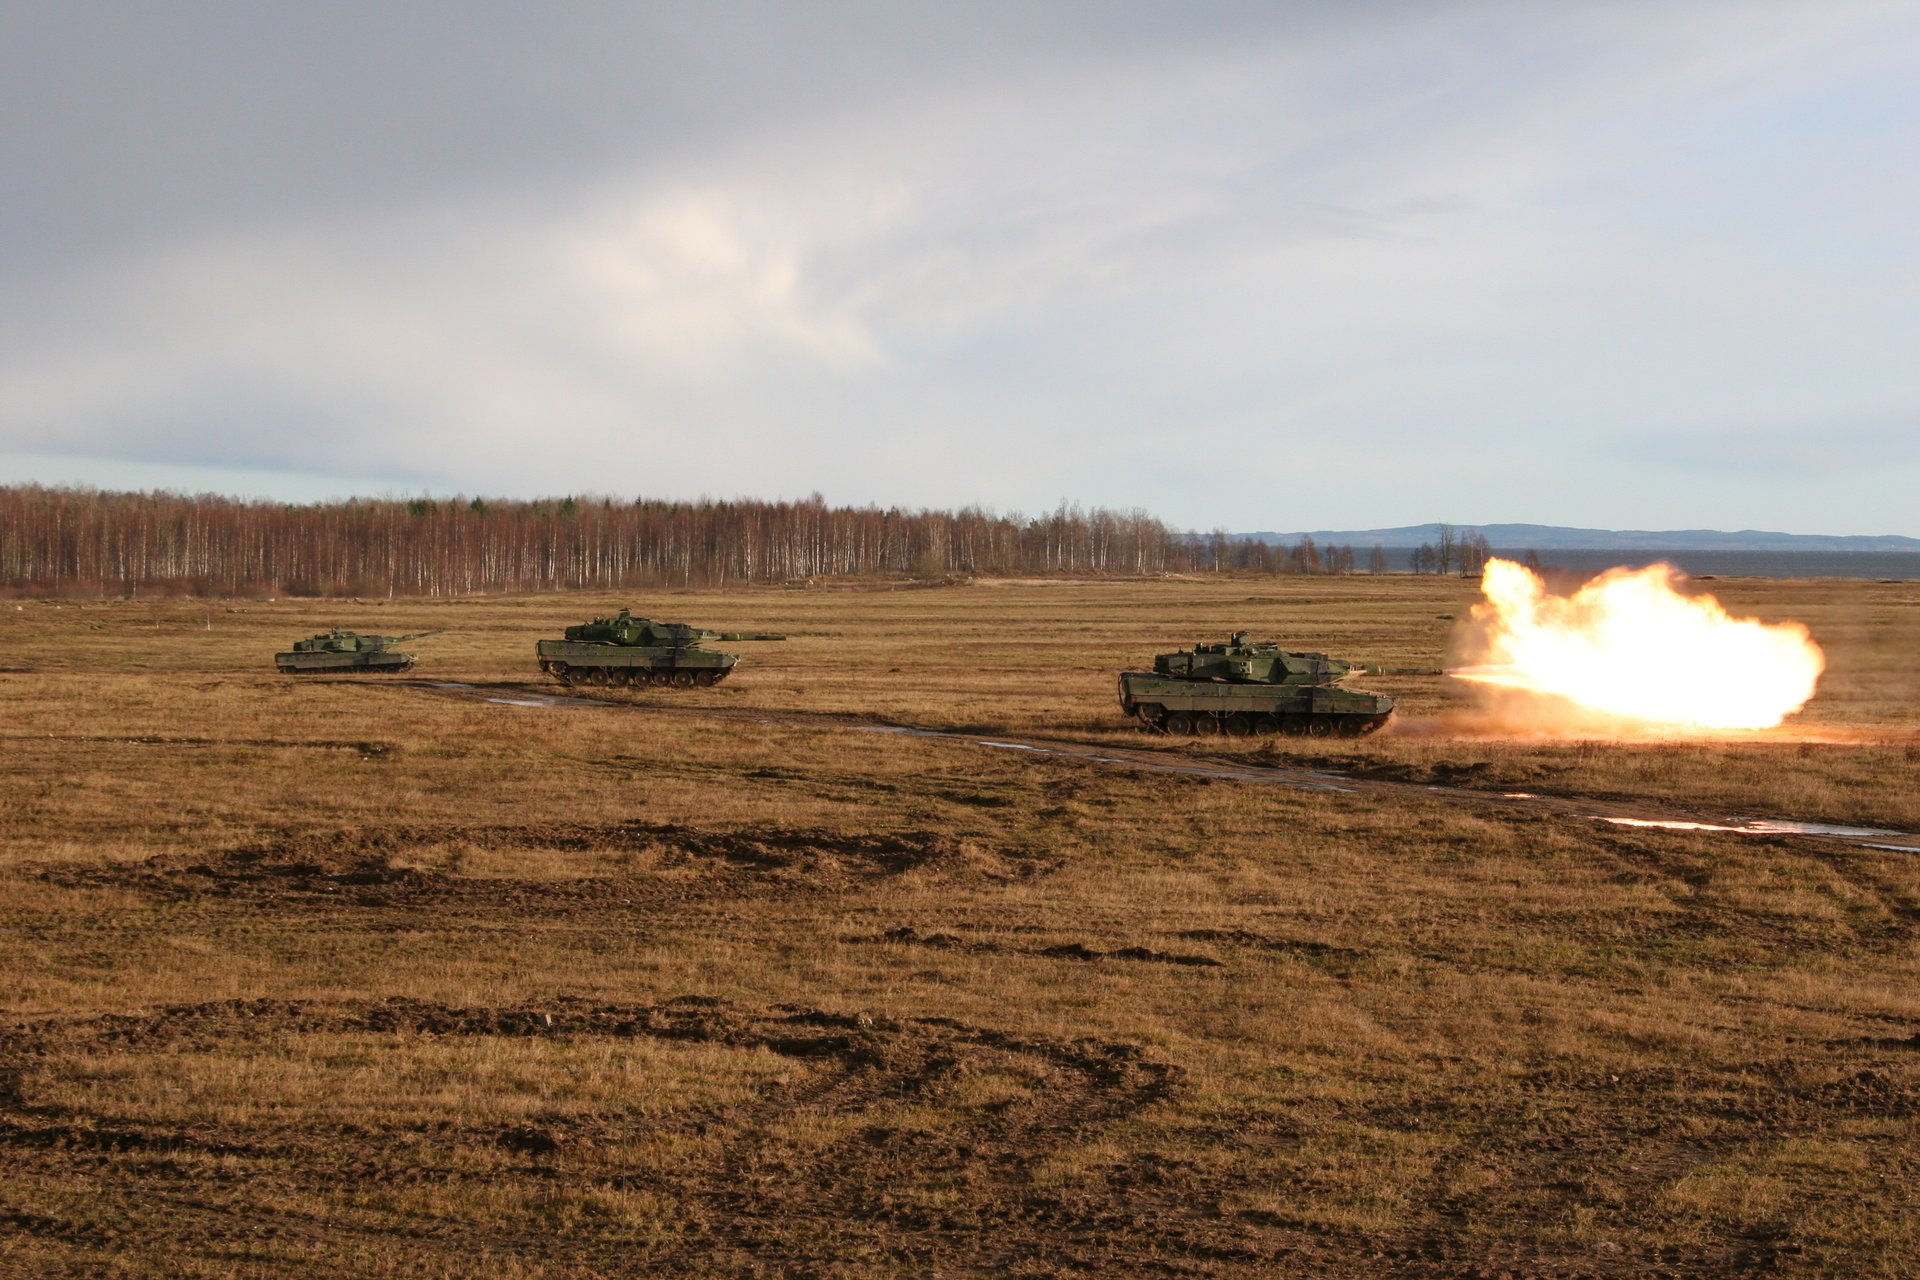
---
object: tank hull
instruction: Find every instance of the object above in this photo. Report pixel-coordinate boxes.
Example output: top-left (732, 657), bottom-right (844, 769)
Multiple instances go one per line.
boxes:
top-left (275, 650), bottom-right (417, 674)
top-left (1118, 671), bottom-right (1392, 738)
top-left (535, 640), bottom-right (739, 689)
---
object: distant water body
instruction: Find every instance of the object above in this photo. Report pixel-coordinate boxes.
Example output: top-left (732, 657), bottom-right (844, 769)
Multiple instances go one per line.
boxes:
top-left (1377, 548), bottom-right (1920, 580)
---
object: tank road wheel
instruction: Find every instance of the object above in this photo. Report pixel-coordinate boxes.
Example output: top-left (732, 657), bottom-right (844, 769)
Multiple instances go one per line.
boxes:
top-left (608, 669), bottom-right (632, 687)
top-left (1193, 715), bottom-right (1221, 737)
top-left (1280, 717), bottom-right (1307, 737)
top-left (588, 668), bottom-right (612, 687)
top-left (671, 671), bottom-right (696, 689)
top-left (1222, 713), bottom-right (1252, 738)
top-left (1305, 718), bottom-right (1332, 738)
top-left (1164, 712), bottom-right (1194, 736)
top-left (1254, 714), bottom-right (1281, 736)
top-left (693, 670), bottom-right (718, 687)
top-left (1337, 717), bottom-right (1364, 738)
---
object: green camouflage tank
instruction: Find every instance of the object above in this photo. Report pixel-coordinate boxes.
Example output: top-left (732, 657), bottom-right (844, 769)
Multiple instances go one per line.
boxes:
top-left (536, 608), bottom-right (785, 689)
top-left (1118, 630), bottom-right (1402, 738)
top-left (276, 629), bottom-right (439, 674)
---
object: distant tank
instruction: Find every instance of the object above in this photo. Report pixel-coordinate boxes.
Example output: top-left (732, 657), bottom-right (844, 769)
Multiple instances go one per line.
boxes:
top-left (275, 629), bottom-right (439, 674)
top-left (536, 608), bottom-right (785, 688)
top-left (1118, 631), bottom-right (1398, 738)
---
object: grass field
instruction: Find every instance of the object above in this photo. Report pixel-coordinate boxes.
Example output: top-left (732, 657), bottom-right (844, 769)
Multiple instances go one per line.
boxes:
top-left (2, 574), bottom-right (1917, 1277)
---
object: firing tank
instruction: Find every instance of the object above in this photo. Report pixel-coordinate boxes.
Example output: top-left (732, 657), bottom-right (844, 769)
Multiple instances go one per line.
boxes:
top-left (536, 608), bottom-right (786, 688)
top-left (1118, 630), bottom-right (1399, 738)
top-left (275, 629), bottom-right (439, 674)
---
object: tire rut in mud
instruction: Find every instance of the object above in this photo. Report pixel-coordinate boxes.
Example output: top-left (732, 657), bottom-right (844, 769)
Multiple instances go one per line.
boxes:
top-left (1343, 1058), bottom-right (1920, 1280)
top-left (0, 995), bottom-right (1192, 1274)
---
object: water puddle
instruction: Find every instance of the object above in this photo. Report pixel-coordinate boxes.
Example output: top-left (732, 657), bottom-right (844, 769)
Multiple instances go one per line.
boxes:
top-left (1598, 815), bottom-right (1911, 839)
top-left (1597, 815), bottom-right (1920, 850)
top-left (411, 680), bottom-right (602, 710)
top-left (1599, 817), bottom-right (1747, 834)
top-left (1740, 819), bottom-right (1909, 839)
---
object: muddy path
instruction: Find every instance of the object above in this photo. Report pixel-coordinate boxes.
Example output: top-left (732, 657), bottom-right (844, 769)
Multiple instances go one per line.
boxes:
top-left (395, 680), bottom-right (1920, 854)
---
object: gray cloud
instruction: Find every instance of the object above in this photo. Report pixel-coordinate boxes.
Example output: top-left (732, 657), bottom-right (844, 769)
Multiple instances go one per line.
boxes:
top-left (3, 1), bottom-right (1918, 533)
top-left (1, 2), bottom-right (1328, 270)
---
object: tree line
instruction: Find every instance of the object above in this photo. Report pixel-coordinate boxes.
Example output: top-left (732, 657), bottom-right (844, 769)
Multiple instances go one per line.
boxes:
top-left (1408, 524), bottom-right (1510, 575)
top-left (1, 485), bottom-right (1391, 597)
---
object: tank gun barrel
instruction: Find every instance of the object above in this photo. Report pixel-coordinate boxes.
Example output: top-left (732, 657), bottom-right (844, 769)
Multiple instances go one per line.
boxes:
top-left (710, 632), bottom-right (786, 642)
top-left (1351, 664), bottom-right (1442, 676)
top-left (391, 630), bottom-right (442, 644)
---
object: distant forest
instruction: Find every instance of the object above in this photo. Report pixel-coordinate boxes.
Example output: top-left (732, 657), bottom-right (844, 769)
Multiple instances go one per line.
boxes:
top-left (0, 485), bottom-right (1395, 597)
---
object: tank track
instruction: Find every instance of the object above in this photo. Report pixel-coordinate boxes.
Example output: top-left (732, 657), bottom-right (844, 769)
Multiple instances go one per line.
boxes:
top-left (543, 663), bottom-right (732, 690)
top-left (1139, 709), bottom-right (1388, 740)
top-left (275, 658), bottom-right (417, 675)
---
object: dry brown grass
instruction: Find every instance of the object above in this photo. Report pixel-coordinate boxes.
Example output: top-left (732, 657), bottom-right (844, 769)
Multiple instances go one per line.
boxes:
top-left (1, 575), bottom-right (1917, 1277)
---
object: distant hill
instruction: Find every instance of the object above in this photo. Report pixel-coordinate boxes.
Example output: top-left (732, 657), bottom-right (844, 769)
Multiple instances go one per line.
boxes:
top-left (1238, 523), bottom-right (1920, 553)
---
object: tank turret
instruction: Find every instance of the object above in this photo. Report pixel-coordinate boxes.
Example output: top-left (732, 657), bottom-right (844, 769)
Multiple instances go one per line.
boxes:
top-left (1151, 631), bottom-right (1367, 687)
top-left (276, 629), bottom-right (439, 673)
top-left (537, 609), bottom-right (786, 689)
top-left (559, 609), bottom-right (785, 648)
top-left (1119, 631), bottom-right (1399, 738)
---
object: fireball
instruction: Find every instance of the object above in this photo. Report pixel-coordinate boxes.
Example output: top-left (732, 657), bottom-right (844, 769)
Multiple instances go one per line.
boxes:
top-left (1449, 559), bottom-right (1824, 731)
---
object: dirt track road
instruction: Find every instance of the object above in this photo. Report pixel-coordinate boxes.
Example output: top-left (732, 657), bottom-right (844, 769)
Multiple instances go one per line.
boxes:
top-left (398, 680), bottom-right (1920, 854)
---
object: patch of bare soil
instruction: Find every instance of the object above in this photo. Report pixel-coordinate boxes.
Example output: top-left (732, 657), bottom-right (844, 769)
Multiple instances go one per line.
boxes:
top-left (32, 821), bottom-right (1057, 912)
top-left (855, 925), bottom-right (1226, 967)
top-left (1174, 927), bottom-right (1368, 961)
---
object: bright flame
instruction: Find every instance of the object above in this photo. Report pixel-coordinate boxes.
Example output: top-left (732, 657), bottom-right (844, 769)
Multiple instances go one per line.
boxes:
top-left (1450, 559), bottom-right (1824, 731)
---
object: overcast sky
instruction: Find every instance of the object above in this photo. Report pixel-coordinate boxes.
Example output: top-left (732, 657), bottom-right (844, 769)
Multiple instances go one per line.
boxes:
top-left (3, 1), bottom-right (1916, 533)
